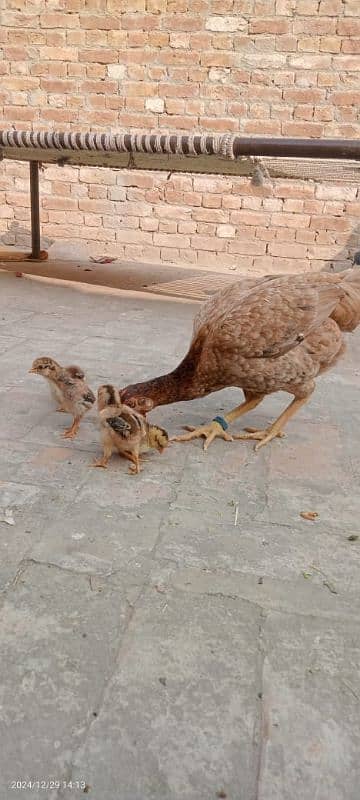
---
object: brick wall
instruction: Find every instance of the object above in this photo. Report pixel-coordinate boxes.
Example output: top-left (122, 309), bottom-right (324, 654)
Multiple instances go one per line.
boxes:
top-left (1, 0), bottom-right (359, 272)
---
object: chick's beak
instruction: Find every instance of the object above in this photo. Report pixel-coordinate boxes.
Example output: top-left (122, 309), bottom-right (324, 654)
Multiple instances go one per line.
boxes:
top-left (28, 368), bottom-right (36, 373)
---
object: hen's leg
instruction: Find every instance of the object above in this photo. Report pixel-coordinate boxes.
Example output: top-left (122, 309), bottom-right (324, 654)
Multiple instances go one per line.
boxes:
top-left (62, 415), bottom-right (82, 439)
top-left (233, 396), bottom-right (309, 451)
top-left (172, 393), bottom-right (265, 451)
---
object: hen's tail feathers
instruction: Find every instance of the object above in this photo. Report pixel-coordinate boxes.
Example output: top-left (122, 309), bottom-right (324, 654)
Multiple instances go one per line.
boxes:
top-left (332, 267), bottom-right (360, 332)
top-left (148, 425), bottom-right (169, 453)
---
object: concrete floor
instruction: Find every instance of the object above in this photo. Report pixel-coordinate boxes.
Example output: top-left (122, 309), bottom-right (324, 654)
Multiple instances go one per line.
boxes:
top-left (0, 268), bottom-right (360, 800)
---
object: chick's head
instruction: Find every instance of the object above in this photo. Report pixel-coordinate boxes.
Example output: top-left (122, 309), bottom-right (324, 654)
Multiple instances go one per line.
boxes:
top-left (29, 356), bottom-right (61, 378)
top-left (97, 384), bottom-right (121, 411)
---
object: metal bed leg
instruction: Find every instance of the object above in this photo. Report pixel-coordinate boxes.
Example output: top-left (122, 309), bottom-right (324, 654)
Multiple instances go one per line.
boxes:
top-left (29, 160), bottom-right (41, 260)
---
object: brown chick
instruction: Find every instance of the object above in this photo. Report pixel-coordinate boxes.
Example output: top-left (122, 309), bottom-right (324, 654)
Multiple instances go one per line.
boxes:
top-left (93, 384), bottom-right (168, 474)
top-left (29, 356), bottom-right (95, 439)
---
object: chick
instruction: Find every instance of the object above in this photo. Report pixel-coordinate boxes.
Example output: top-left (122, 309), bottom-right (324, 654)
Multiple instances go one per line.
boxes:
top-left (29, 356), bottom-right (95, 439)
top-left (94, 384), bottom-right (169, 474)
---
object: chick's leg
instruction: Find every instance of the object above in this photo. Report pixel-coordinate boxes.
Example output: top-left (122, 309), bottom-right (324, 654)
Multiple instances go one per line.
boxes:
top-left (92, 446), bottom-right (112, 469)
top-left (62, 416), bottom-right (82, 439)
top-left (172, 393), bottom-right (265, 451)
top-left (233, 396), bottom-right (309, 451)
top-left (124, 449), bottom-right (141, 475)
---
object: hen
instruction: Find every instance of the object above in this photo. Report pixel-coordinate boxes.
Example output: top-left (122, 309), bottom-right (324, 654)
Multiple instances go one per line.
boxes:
top-left (29, 357), bottom-right (95, 439)
top-left (120, 267), bottom-right (360, 450)
top-left (94, 384), bottom-right (168, 474)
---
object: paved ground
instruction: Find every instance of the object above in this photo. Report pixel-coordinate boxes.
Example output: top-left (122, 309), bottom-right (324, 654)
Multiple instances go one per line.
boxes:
top-left (0, 268), bottom-right (360, 800)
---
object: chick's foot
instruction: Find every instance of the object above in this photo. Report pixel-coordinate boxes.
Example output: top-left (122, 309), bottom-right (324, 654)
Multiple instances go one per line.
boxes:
top-left (91, 458), bottom-right (109, 469)
top-left (172, 419), bottom-right (233, 451)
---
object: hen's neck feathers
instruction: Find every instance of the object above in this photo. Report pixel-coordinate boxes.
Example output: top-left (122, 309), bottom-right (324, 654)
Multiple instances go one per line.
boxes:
top-left (124, 334), bottom-right (206, 407)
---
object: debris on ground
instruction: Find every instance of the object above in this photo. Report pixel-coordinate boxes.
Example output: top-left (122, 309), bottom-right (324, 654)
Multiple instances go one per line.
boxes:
top-left (300, 511), bottom-right (319, 521)
top-left (234, 502), bottom-right (239, 526)
top-left (306, 565), bottom-right (338, 595)
top-left (348, 534), bottom-right (359, 541)
top-left (159, 677), bottom-right (167, 686)
top-left (1, 508), bottom-right (15, 526)
top-left (89, 256), bottom-right (117, 264)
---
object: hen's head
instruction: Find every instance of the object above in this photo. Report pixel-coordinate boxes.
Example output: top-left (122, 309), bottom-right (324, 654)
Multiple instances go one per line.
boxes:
top-left (119, 387), bottom-right (154, 416)
top-left (29, 356), bottom-right (60, 378)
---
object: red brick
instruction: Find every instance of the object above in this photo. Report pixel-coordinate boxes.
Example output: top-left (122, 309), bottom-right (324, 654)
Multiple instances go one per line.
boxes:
top-left (281, 121), bottom-right (324, 137)
top-left (341, 39), bottom-right (360, 53)
top-left (116, 229), bottom-right (153, 245)
top-left (190, 235), bottom-right (227, 252)
top-left (333, 55), bottom-right (360, 70)
top-left (228, 239), bottom-right (266, 255)
top-left (121, 14), bottom-right (160, 29)
top-left (78, 49), bottom-right (118, 63)
top-left (79, 15), bottom-right (119, 29)
top-left (337, 19), bottom-right (360, 35)
top-left (310, 215), bottom-right (352, 232)
top-left (269, 242), bottom-right (308, 258)
top-left (250, 19), bottom-right (290, 34)
top-left (272, 212), bottom-right (311, 228)
top-left (40, 12), bottom-right (80, 28)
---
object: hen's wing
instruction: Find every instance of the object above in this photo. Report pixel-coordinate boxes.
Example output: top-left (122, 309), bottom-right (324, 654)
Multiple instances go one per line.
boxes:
top-left (198, 280), bottom-right (344, 360)
top-left (192, 274), bottom-right (277, 337)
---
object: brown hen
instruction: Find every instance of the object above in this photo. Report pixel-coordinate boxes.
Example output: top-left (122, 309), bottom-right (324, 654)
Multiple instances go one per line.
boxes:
top-left (121, 268), bottom-right (360, 450)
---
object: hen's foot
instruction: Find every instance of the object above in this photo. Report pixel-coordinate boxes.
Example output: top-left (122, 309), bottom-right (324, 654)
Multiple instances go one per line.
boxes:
top-left (172, 419), bottom-right (233, 451)
top-left (233, 426), bottom-right (285, 451)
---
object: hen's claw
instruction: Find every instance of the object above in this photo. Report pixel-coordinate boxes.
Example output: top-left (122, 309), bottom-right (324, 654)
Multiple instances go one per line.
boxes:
top-left (91, 459), bottom-right (108, 468)
top-left (172, 420), bottom-right (233, 451)
top-left (233, 426), bottom-right (285, 451)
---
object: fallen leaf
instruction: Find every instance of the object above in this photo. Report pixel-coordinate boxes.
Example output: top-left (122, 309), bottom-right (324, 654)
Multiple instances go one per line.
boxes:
top-left (302, 571), bottom-right (312, 579)
top-left (89, 256), bottom-right (117, 264)
top-left (300, 511), bottom-right (319, 521)
top-left (348, 534), bottom-right (359, 542)
top-left (154, 584), bottom-right (166, 594)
